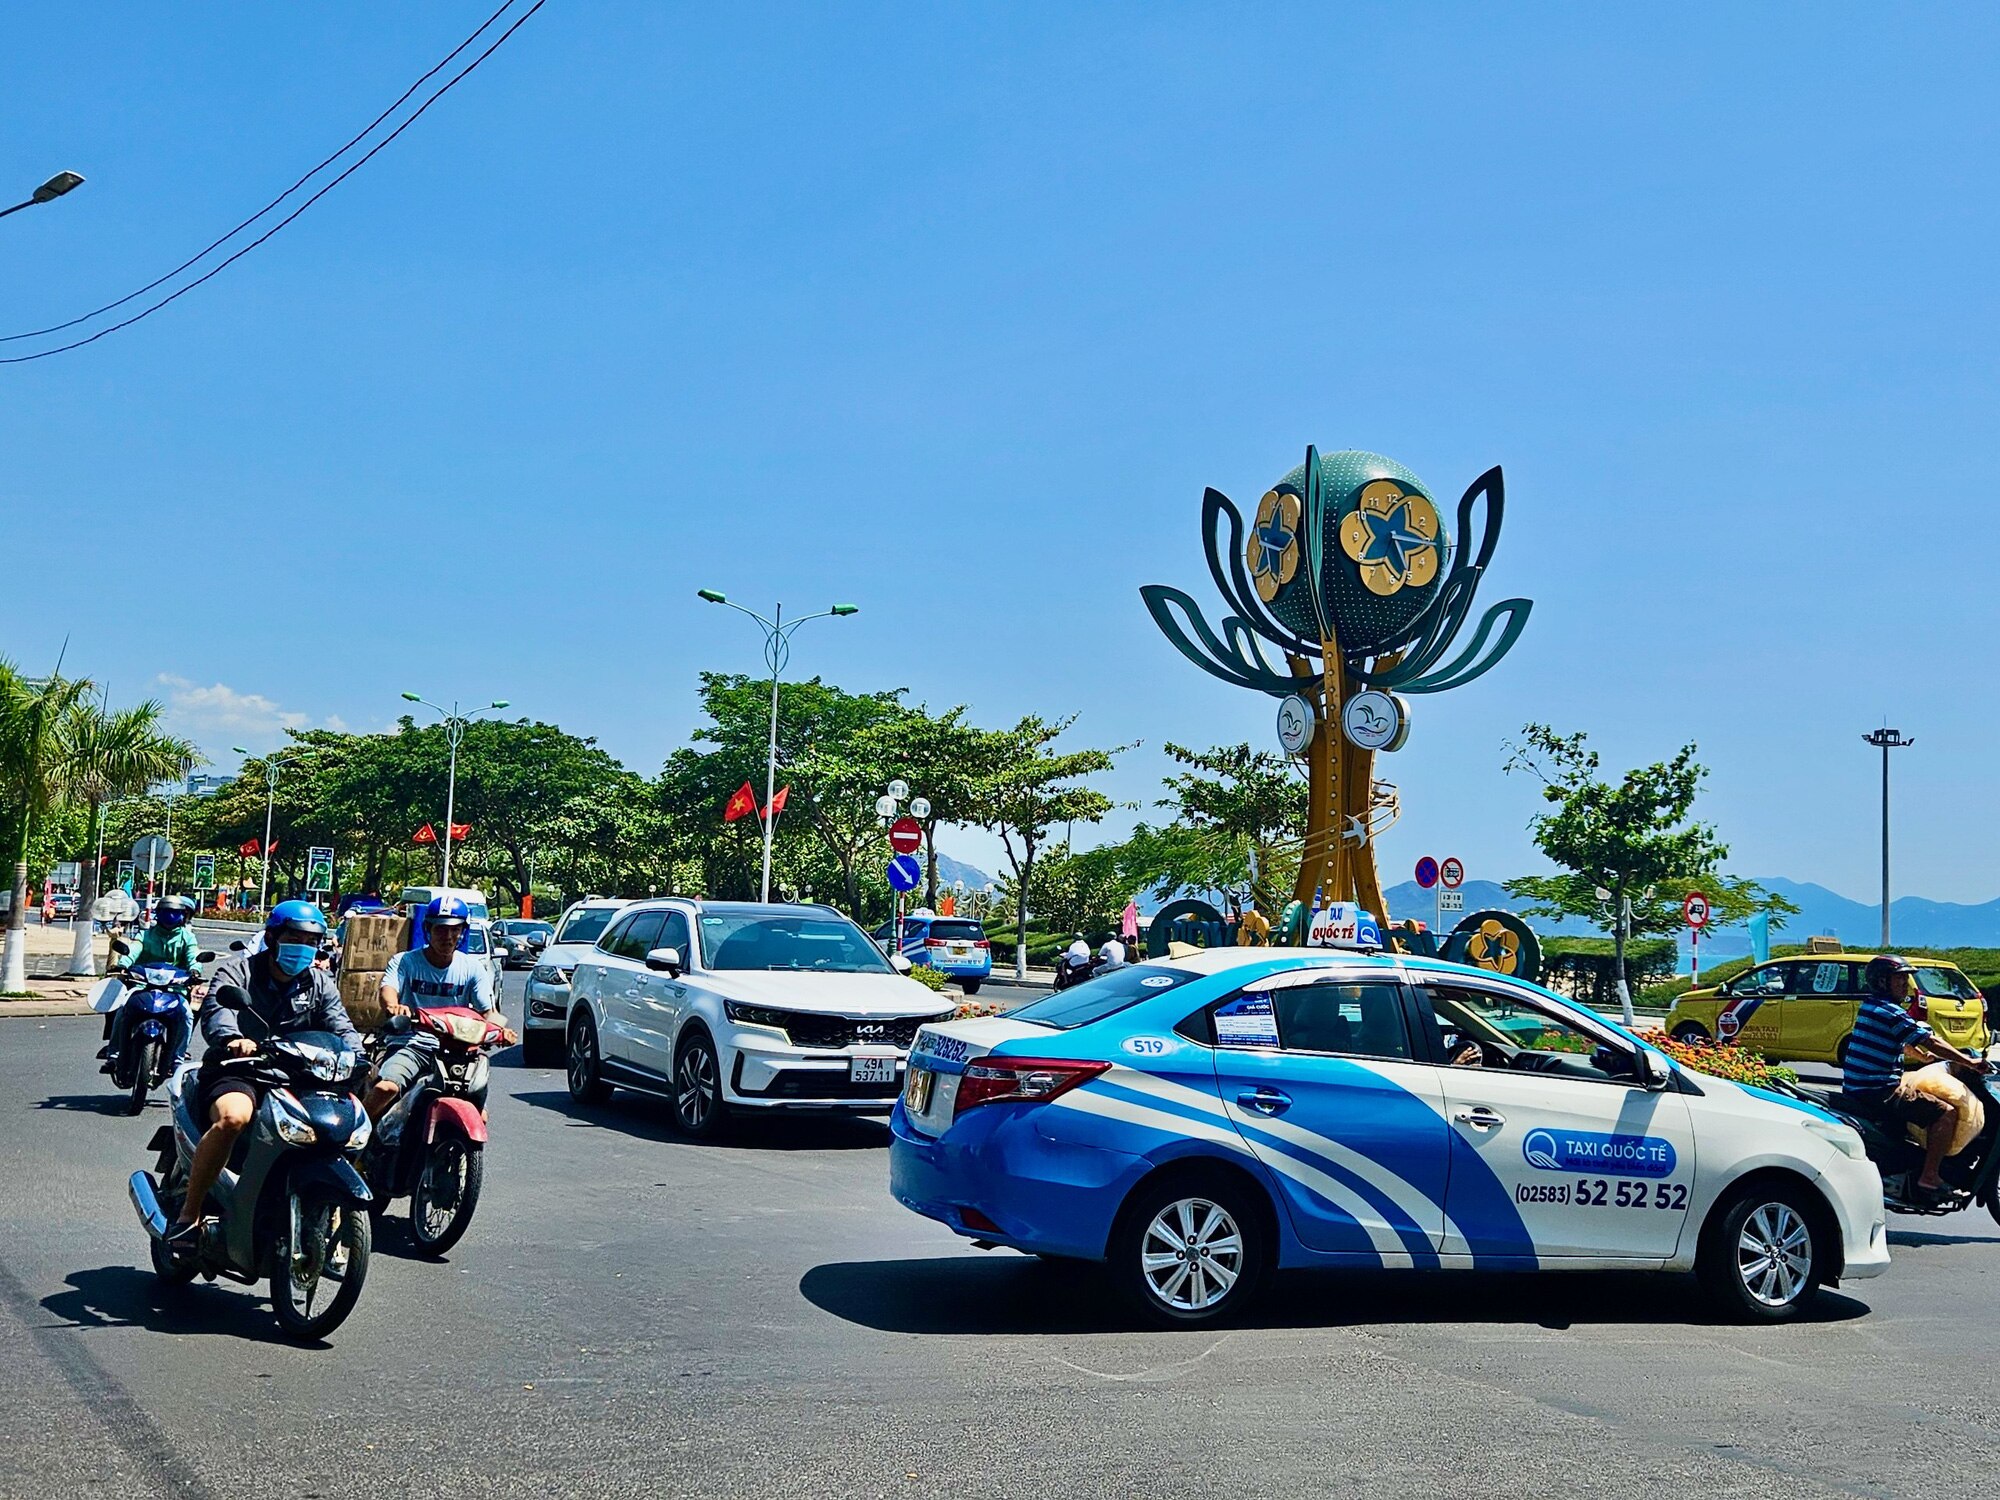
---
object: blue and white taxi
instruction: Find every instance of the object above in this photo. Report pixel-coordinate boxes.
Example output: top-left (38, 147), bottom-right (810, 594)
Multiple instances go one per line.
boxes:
top-left (889, 946), bottom-right (1888, 1324)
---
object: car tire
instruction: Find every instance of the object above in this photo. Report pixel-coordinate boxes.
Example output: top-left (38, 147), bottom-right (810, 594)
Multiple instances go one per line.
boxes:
top-left (1698, 1181), bottom-right (1824, 1323)
top-left (1111, 1171), bottom-right (1265, 1327)
top-left (960, 979), bottom-right (981, 997)
top-left (1671, 1022), bottom-right (1711, 1046)
top-left (672, 1027), bottom-right (728, 1139)
top-left (566, 1012), bottom-right (613, 1105)
top-left (521, 1028), bottom-right (563, 1068)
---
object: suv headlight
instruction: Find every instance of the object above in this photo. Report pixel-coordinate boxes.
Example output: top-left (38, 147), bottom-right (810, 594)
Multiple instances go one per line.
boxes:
top-left (1803, 1116), bottom-right (1868, 1161)
top-left (724, 999), bottom-right (790, 1030)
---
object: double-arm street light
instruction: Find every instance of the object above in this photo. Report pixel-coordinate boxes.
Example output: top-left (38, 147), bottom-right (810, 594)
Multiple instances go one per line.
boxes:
top-left (401, 694), bottom-right (511, 889)
top-left (697, 591), bottom-right (859, 902)
top-left (231, 745), bottom-right (292, 914)
top-left (0, 170), bottom-right (84, 222)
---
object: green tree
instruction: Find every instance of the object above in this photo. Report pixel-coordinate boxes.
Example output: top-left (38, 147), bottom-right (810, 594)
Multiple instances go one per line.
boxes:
top-left (59, 698), bottom-right (197, 974)
top-left (0, 660), bottom-right (93, 992)
top-left (1501, 724), bottom-right (1795, 1011)
top-left (853, 704), bottom-right (999, 907)
top-left (974, 716), bottom-right (1122, 979)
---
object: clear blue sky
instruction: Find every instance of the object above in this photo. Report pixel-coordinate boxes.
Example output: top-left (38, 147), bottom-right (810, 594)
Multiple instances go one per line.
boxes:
top-left (4, 4), bottom-right (1997, 904)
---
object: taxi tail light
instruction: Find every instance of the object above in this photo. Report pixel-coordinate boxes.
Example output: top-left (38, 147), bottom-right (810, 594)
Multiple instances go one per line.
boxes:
top-left (953, 1056), bottom-right (1109, 1115)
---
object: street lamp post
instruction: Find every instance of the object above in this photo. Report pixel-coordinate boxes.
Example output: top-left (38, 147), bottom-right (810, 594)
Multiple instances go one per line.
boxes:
top-left (0, 170), bottom-right (84, 222)
top-left (698, 591), bottom-right (858, 902)
top-left (1862, 727), bottom-right (1914, 947)
top-left (231, 746), bottom-right (290, 914)
top-left (401, 694), bottom-right (511, 889)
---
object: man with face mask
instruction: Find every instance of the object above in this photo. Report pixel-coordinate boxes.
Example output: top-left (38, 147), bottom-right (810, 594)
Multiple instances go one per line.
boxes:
top-left (164, 900), bottom-right (361, 1251)
top-left (99, 893), bottom-right (205, 1072)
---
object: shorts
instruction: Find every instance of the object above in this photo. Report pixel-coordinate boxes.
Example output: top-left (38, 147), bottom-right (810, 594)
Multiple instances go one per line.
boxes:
top-left (193, 1073), bottom-right (260, 1122)
top-left (1850, 1087), bottom-right (1947, 1131)
top-left (375, 1038), bottom-right (439, 1093)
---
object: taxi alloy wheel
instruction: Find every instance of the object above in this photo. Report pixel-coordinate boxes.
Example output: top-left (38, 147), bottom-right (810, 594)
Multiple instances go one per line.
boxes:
top-left (1700, 1183), bottom-right (1822, 1322)
top-left (1670, 1023), bottom-right (1710, 1046)
top-left (1116, 1176), bottom-right (1264, 1326)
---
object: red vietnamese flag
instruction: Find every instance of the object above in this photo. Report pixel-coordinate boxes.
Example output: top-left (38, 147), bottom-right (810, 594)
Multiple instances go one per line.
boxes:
top-left (766, 785), bottom-right (789, 819)
top-left (413, 823), bottom-right (438, 845)
top-left (239, 838), bottom-right (261, 857)
top-left (722, 783), bottom-right (758, 823)
top-left (448, 822), bottom-right (471, 841)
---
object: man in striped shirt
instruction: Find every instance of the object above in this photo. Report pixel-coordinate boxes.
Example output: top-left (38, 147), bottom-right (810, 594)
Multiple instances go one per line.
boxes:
top-left (1843, 955), bottom-right (1986, 1201)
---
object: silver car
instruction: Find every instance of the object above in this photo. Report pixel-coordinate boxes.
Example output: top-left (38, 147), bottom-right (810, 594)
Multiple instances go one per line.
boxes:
top-left (521, 899), bottom-right (630, 1067)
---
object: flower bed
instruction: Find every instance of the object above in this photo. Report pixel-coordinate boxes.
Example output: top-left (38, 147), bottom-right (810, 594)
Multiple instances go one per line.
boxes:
top-left (1642, 1028), bottom-right (1798, 1090)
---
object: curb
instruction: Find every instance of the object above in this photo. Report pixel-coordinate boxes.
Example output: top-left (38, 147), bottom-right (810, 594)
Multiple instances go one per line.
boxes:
top-left (0, 1002), bottom-right (95, 1018)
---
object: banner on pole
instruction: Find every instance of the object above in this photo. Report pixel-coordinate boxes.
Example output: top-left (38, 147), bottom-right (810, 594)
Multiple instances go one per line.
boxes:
top-left (306, 847), bottom-right (334, 894)
top-left (192, 854), bottom-right (216, 891)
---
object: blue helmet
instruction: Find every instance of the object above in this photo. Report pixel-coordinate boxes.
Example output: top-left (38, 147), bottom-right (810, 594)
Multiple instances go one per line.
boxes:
top-left (266, 899), bottom-right (329, 937)
top-left (422, 896), bottom-right (471, 926)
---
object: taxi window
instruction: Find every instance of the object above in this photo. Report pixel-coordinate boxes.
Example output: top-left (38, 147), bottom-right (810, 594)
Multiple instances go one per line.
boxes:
top-left (1913, 967), bottom-right (1979, 1000)
top-left (1008, 965), bottom-right (1197, 1030)
top-left (1273, 980), bottom-right (1410, 1060)
top-left (1427, 984), bottom-right (1639, 1086)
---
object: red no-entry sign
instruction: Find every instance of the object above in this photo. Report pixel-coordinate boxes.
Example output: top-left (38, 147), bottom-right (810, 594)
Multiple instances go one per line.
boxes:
top-left (889, 816), bottom-right (924, 855)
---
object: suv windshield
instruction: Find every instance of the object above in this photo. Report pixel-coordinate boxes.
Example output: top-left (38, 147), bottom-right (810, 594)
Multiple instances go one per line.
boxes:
top-left (1008, 965), bottom-right (1198, 1030)
top-left (556, 907), bottom-right (619, 947)
top-left (699, 906), bottom-right (893, 973)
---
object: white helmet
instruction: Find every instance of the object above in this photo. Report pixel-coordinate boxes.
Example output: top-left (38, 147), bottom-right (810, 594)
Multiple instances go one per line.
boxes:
top-left (1065, 939), bottom-right (1091, 963)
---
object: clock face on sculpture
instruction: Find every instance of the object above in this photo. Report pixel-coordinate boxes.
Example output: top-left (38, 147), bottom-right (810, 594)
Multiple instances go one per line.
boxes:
top-left (1248, 449), bottom-right (1452, 659)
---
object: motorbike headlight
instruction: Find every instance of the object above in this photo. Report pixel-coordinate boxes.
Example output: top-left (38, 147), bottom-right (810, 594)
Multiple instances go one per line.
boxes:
top-left (346, 1110), bottom-right (372, 1151)
top-left (1804, 1116), bottom-right (1868, 1161)
top-left (274, 1112), bottom-right (318, 1147)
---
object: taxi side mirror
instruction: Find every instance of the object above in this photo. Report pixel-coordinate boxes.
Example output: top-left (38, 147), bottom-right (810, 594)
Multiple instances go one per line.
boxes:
top-left (1635, 1048), bottom-right (1671, 1092)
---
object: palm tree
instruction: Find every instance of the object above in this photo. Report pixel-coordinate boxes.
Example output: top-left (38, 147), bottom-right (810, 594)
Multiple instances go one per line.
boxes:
top-left (61, 697), bottom-right (198, 975)
top-left (0, 658), bottom-right (94, 993)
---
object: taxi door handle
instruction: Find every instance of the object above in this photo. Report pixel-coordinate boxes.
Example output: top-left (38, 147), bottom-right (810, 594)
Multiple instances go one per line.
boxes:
top-left (1453, 1106), bottom-right (1505, 1131)
top-left (1237, 1087), bottom-right (1292, 1117)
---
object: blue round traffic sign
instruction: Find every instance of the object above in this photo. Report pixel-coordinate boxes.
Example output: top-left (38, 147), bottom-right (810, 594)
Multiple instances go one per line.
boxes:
top-left (887, 853), bottom-right (922, 893)
top-left (1415, 856), bottom-right (1439, 890)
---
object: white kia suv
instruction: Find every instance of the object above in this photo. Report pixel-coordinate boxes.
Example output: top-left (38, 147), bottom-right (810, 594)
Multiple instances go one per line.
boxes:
top-left (563, 899), bottom-right (955, 1135)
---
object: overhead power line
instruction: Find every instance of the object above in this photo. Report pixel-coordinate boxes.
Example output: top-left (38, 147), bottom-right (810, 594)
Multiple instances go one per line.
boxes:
top-left (0, 0), bottom-right (546, 365)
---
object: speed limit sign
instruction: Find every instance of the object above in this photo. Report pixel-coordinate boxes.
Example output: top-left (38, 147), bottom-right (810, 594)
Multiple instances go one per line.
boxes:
top-left (1683, 890), bottom-right (1711, 930)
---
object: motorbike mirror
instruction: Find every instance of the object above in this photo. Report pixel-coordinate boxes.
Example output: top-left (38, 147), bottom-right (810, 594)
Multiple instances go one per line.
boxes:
top-left (889, 953), bottom-right (913, 974)
top-left (196, 950), bottom-right (217, 963)
top-left (110, 938), bottom-right (131, 956)
top-left (643, 946), bottom-right (683, 977)
top-left (229, 940), bottom-right (247, 952)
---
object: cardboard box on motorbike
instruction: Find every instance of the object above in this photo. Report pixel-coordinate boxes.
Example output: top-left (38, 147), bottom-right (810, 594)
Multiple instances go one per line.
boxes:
top-left (342, 911), bottom-right (411, 973)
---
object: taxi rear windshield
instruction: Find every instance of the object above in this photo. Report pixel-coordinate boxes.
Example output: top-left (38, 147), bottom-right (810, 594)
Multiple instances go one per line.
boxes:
top-left (1007, 965), bottom-right (1198, 1030)
top-left (1914, 967), bottom-right (1980, 1000)
top-left (923, 920), bottom-right (985, 942)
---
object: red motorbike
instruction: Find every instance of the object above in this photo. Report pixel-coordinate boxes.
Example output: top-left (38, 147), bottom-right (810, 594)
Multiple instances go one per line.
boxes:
top-left (365, 1006), bottom-right (502, 1256)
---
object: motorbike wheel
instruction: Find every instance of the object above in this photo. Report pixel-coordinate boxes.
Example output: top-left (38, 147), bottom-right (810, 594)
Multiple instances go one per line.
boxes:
top-left (271, 1194), bottom-right (371, 1342)
top-left (126, 1038), bottom-right (159, 1115)
top-left (409, 1139), bottom-right (484, 1257)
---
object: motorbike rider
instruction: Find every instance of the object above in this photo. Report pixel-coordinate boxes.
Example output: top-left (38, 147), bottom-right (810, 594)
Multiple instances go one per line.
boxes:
top-left (99, 892), bottom-right (205, 1073)
top-left (1843, 954), bottom-right (1987, 1203)
top-left (1096, 939), bottom-right (1128, 973)
top-left (165, 900), bottom-right (360, 1250)
top-left (363, 896), bottom-right (513, 1123)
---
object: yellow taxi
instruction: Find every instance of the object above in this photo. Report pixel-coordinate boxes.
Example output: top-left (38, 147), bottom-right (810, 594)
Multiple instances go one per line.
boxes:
top-left (1665, 953), bottom-right (1990, 1065)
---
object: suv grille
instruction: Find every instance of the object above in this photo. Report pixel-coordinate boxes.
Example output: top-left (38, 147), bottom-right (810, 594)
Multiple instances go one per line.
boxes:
top-left (777, 1012), bottom-right (933, 1050)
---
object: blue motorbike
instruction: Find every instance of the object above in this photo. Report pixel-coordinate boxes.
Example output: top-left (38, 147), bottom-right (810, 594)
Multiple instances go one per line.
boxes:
top-left (101, 943), bottom-right (213, 1115)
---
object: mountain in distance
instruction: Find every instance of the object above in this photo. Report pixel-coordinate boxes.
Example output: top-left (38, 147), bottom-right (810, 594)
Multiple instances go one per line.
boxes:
top-left (1378, 875), bottom-right (2000, 969)
top-left (931, 852), bottom-right (996, 892)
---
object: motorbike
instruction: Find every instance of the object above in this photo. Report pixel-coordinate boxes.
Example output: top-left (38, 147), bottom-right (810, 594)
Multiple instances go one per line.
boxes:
top-left (1799, 1064), bottom-right (2000, 1221)
top-left (96, 940), bottom-right (215, 1115)
top-left (364, 1005), bottom-right (501, 1256)
top-left (1053, 942), bottom-right (1098, 992)
top-left (128, 1010), bottom-right (376, 1341)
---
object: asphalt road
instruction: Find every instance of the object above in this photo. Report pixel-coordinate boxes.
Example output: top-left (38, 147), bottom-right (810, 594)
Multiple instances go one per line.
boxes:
top-left (6, 986), bottom-right (2000, 1500)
